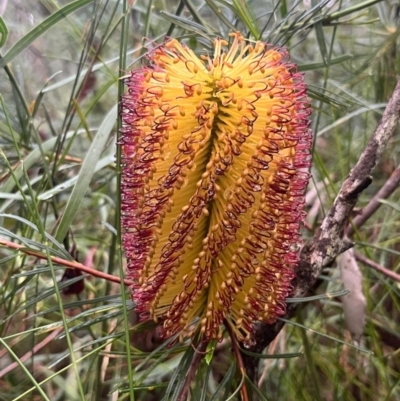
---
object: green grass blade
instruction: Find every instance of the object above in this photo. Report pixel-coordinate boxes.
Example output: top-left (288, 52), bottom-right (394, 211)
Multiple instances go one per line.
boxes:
top-left (279, 318), bottom-right (373, 353)
top-left (286, 289), bottom-right (350, 303)
top-left (54, 104), bottom-right (117, 243)
top-left (298, 55), bottom-right (354, 71)
top-left (205, 0), bottom-right (237, 31)
top-left (0, 130), bottom-right (84, 196)
top-left (209, 361), bottom-right (236, 401)
top-left (231, 0), bottom-right (260, 39)
top-left (312, 0), bottom-right (329, 65)
top-left (37, 153), bottom-right (114, 201)
top-left (378, 199), bottom-right (400, 213)
top-left (116, 1), bottom-right (135, 400)
top-left (160, 11), bottom-right (215, 39)
top-left (324, 0), bottom-right (384, 24)
top-left (0, 213), bottom-right (71, 257)
top-left (239, 349), bottom-right (303, 359)
top-left (0, 0), bottom-right (94, 68)
top-left (10, 341), bottom-right (111, 401)
top-left (245, 375), bottom-right (270, 401)
top-left (0, 16), bottom-right (8, 48)
top-left (0, 338), bottom-right (51, 401)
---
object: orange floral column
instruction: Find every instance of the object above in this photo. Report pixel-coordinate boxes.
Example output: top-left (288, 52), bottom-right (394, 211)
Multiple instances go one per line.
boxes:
top-left (120, 32), bottom-right (312, 346)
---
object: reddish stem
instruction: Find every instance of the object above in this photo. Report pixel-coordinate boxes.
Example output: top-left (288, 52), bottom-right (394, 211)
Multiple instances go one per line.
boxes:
top-left (0, 239), bottom-right (133, 286)
top-left (224, 320), bottom-right (249, 401)
top-left (177, 340), bottom-right (208, 401)
top-left (355, 252), bottom-right (400, 283)
top-left (0, 328), bottom-right (63, 378)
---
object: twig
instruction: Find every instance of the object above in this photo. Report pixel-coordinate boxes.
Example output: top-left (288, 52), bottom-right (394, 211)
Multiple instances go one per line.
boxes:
top-left (225, 320), bottom-right (250, 401)
top-left (0, 328), bottom-right (63, 378)
top-left (346, 163), bottom-right (400, 236)
top-left (0, 239), bottom-right (134, 286)
top-left (177, 340), bottom-right (208, 401)
top-left (243, 78), bottom-right (400, 383)
top-left (355, 252), bottom-right (400, 283)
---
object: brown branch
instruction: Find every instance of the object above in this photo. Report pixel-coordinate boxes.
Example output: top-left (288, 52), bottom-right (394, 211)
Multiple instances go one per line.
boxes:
top-left (177, 340), bottom-right (208, 401)
top-left (355, 252), bottom-right (400, 283)
top-left (346, 163), bottom-right (400, 236)
top-left (0, 239), bottom-right (134, 286)
top-left (243, 78), bottom-right (400, 384)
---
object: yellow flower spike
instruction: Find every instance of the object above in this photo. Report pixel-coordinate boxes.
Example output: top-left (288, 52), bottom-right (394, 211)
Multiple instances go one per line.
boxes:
top-left (120, 32), bottom-right (312, 345)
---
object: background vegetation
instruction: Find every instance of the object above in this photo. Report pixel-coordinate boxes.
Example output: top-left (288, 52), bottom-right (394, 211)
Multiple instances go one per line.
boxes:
top-left (0, 0), bottom-right (399, 400)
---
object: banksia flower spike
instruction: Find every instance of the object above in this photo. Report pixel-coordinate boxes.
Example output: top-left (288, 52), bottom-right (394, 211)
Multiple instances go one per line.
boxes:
top-left (120, 32), bottom-right (312, 345)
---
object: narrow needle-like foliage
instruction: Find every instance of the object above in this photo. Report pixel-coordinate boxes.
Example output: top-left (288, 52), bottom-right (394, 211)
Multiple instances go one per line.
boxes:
top-left (120, 32), bottom-right (312, 345)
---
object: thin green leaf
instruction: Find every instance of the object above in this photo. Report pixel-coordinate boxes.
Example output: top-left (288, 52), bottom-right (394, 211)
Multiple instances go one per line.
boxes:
top-left (205, 339), bottom-right (217, 365)
top-left (48, 332), bottom-right (125, 369)
top-left (54, 105), bottom-right (117, 243)
top-left (205, 0), bottom-right (237, 31)
top-left (279, 318), bottom-right (373, 353)
top-left (199, 359), bottom-right (213, 401)
top-left (1, 130), bottom-right (84, 196)
top-left (378, 199), bottom-right (400, 213)
top-left (28, 294), bottom-right (121, 318)
top-left (298, 55), bottom-right (354, 71)
top-left (245, 375), bottom-right (270, 401)
top-left (0, 253), bottom-right (18, 265)
top-left (2, 276), bottom-right (32, 305)
top-left (12, 266), bottom-right (62, 278)
top-left (37, 153), bottom-right (114, 201)
top-left (134, 346), bottom-right (178, 387)
top-left (307, 86), bottom-right (347, 109)
top-left (183, 0), bottom-right (214, 33)
top-left (0, 213), bottom-right (71, 258)
top-left (286, 288), bottom-right (350, 303)
top-left (239, 349), bottom-right (303, 359)
top-left (0, 226), bottom-right (37, 248)
top-left (135, 336), bottom-right (179, 373)
top-left (163, 344), bottom-right (195, 401)
top-left (231, 0), bottom-right (260, 39)
top-left (0, 0), bottom-right (94, 68)
top-left (116, 3), bottom-right (135, 399)
top-left (209, 361), bottom-right (236, 401)
top-left (159, 11), bottom-right (215, 40)
top-left (5, 275), bottom-right (86, 321)
top-left (280, 0), bottom-right (288, 18)
top-left (0, 338), bottom-right (51, 401)
top-left (143, 0), bottom-right (154, 40)
top-left (120, 383), bottom-right (169, 393)
top-left (324, 0), bottom-right (384, 25)
top-left (224, 365), bottom-right (244, 401)
top-left (11, 341), bottom-right (111, 401)
top-left (0, 213), bottom-right (72, 260)
top-left (102, 221), bottom-right (117, 235)
top-left (356, 242), bottom-right (400, 257)
top-left (312, 0), bottom-right (328, 65)
top-left (0, 16), bottom-right (8, 48)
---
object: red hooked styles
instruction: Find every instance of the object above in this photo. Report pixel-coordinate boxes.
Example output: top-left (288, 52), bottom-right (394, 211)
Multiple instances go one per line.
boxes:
top-left (120, 32), bottom-right (312, 345)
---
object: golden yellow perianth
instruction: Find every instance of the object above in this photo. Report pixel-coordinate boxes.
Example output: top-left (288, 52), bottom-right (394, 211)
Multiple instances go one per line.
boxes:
top-left (121, 32), bottom-right (312, 345)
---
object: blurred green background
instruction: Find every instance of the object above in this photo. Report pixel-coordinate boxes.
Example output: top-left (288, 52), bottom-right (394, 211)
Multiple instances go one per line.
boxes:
top-left (0, 1), bottom-right (399, 400)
